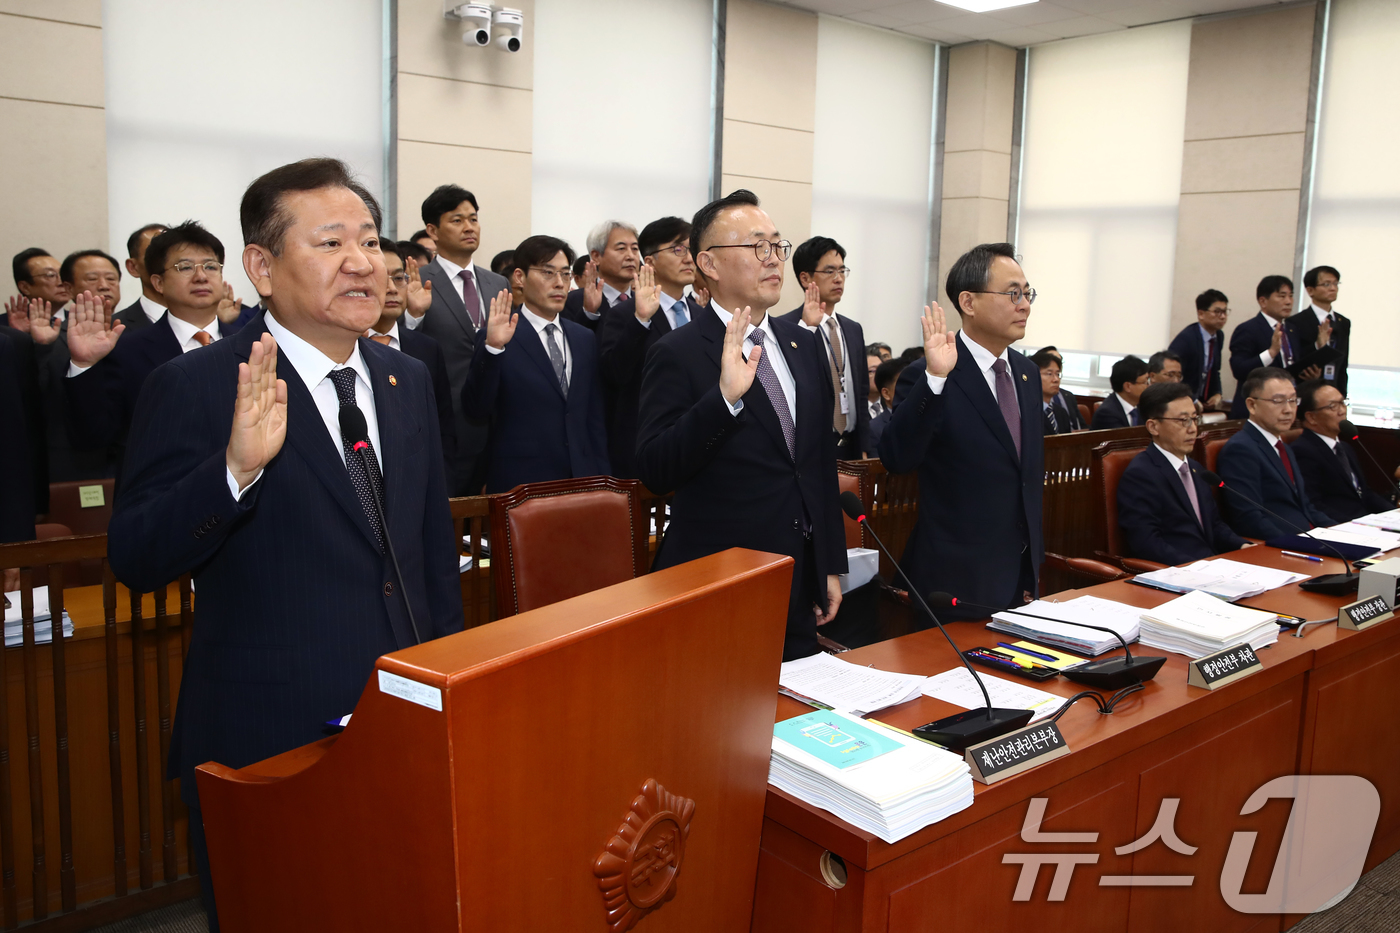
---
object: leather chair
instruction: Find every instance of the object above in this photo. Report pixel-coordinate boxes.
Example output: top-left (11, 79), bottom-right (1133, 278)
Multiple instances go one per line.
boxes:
top-left (836, 460), bottom-right (872, 550)
top-left (489, 476), bottom-right (647, 619)
top-left (1078, 403), bottom-right (1092, 427)
top-left (1203, 437), bottom-right (1229, 475)
top-left (1090, 437), bottom-right (1166, 573)
top-left (1042, 553), bottom-right (1126, 595)
top-left (44, 480), bottom-right (116, 536)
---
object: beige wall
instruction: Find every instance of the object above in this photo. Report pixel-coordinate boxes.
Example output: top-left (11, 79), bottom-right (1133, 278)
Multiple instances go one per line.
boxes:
top-left (396, 0), bottom-right (534, 263)
top-left (722, 0), bottom-right (818, 312)
top-left (0, 2), bottom-right (107, 285)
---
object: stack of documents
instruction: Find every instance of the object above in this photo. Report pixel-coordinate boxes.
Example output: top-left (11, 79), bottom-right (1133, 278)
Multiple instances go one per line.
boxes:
top-left (1354, 510), bottom-right (1400, 533)
top-left (922, 668), bottom-right (1064, 722)
top-left (3, 587), bottom-right (74, 649)
top-left (1134, 558), bottom-right (1310, 601)
top-left (1306, 523), bottom-right (1400, 554)
top-left (769, 709), bottom-right (974, 843)
top-left (779, 653), bottom-right (926, 716)
top-left (1138, 590), bottom-right (1280, 659)
top-left (988, 595), bottom-right (1144, 656)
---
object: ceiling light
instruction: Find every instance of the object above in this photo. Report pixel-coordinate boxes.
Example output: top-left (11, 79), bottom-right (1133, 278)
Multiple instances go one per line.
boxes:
top-left (936, 0), bottom-right (1039, 13)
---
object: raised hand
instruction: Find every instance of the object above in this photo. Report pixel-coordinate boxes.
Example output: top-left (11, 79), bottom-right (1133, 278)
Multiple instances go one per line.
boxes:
top-left (691, 284), bottom-right (710, 309)
top-left (1317, 315), bottom-right (1333, 349)
top-left (921, 303), bottom-right (957, 378)
top-left (582, 260), bottom-right (603, 314)
top-left (719, 306), bottom-right (759, 406)
top-left (67, 290), bottom-right (124, 366)
top-left (405, 257), bottom-right (432, 317)
top-left (633, 265), bottom-right (660, 321)
top-left (484, 287), bottom-right (517, 350)
top-left (216, 282), bottom-right (242, 324)
top-left (226, 333), bottom-right (287, 492)
top-left (25, 298), bottom-right (61, 346)
top-left (1269, 323), bottom-right (1284, 361)
top-left (800, 281), bottom-right (826, 326)
top-left (4, 296), bottom-right (27, 332)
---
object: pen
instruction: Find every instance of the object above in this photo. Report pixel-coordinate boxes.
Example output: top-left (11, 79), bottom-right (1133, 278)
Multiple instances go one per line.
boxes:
top-left (1281, 550), bottom-right (1324, 562)
top-left (999, 642), bottom-right (1058, 663)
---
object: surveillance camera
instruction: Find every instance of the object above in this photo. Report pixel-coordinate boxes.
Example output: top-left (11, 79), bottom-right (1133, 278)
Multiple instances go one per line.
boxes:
top-left (447, 3), bottom-right (492, 46)
top-left (493, 8), bottom-right (523, 53)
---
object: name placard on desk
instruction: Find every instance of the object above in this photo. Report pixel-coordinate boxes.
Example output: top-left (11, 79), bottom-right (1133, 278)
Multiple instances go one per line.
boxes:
top-left (965, 723), bottom-right (1069, 785)
top-left (1187, 643), bottom-right (1261, 690)
top-left (1338, 595), bottom-right (1395, 632)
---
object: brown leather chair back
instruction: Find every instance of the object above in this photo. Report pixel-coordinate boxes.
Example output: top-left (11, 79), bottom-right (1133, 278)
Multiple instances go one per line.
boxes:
top-left (1204, 438), bottom-right (1229, 475)
top-left (1091, 438), bottom-right (1150, 558)
top-left (1077, 403), bottom-right (1091, 426)
top-left (836, 460), bottom-right (871, 550)
top-left (489, 476), bottom-right (647, 618)
top-left (45, 480), bottom-right (115, 536)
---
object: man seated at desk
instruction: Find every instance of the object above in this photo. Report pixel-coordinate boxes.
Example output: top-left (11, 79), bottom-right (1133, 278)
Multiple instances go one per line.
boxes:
top-left (1292, 379), bottom-right (1394, 523)
top-left (1117, 382), bottom-right (1245, 565)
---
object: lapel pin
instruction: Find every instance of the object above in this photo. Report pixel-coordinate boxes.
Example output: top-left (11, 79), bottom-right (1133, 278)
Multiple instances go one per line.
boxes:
top-left (790, 341), bottom-right (798, 349)
top-left (1021, 374), bottom-right (1027, 381)
top-left (389, 375), bottom-right (397, 386)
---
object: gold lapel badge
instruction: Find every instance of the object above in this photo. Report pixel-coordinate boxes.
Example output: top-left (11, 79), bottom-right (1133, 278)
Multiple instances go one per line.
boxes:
top-left (389, 375), bottom-right (398, 386)
top-left (1021, 374), bottom-right (1027, 381)
top-left (790, 341), bottom-right (798, 349)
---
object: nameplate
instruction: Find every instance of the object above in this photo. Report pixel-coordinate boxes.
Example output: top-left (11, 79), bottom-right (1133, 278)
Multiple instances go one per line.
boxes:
top-left (78, 484), bottom-right (105, 508)
top-left (1337, 595), bottom-right (1394, 632)
top-left (965, 722), bottom-right (1069, 785)
top-left (377, 670), bottom-right (442, 711)
top-left (1187, 643), bottom-right (1261, 690)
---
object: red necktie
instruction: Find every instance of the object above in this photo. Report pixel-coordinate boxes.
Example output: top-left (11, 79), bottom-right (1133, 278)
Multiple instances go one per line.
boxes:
top-left (1276, 440), bottom-right (1295, 485)
top-left (460, 270), bottom-right (482, 328)
top-left (193, 330), bottom-right (211, 347)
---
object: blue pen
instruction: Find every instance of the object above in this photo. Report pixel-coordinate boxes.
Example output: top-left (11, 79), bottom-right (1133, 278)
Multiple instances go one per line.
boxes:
top-left (998, 642), bottom-right (1058, 663)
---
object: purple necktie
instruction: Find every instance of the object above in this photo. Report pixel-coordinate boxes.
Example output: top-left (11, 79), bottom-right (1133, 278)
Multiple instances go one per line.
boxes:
top-left (991, 358), bottom-right (1021, 460)
top-left (1179, 462), bottom-right (1203, 529)
top-left (748, 328), bottom-right (796, 460)
top-left (460, 270), bottom-right (482, 328)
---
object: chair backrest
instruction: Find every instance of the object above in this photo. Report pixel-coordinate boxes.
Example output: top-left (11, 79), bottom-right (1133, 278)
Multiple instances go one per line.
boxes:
top-left (45, 480), bottom-right (115, 536)
top-left (1077, 403), bottom-right (1092, 426)
top-left (1091, 438), bottom-right (1151, 558)
top-left (489, 476), bottom-right (647, 618)
top-left (836, 460), bottom-right (871, 549)
top-left (1203, 437), bottom-right (1229, 475)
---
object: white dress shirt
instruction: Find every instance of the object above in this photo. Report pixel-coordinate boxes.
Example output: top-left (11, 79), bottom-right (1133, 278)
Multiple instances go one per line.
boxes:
top-left (1114, 393), bottom-right (1139, 425)
top-left (638, 291), bottom-right (691, 331)
top-left (366, 320), bottom-right (402, 350)
top-left (139, 294), bottom-right (166, 324)
top-left (924, 331), bottom-right (1009, 398)
top-left (1154, 443), bottom-right (1189, 473)
top-left (67, 312), bottom-right (217, 377)
top-left (711, 302), bottom-right (796, 419)
top-left (402, 254), bottom-right (478, 331)
top-left (1315, 431), bottom-right (1339, 451)
top-left (797, 312), bottom-right (854, 428)
top-left (484, 305), bottom-right (572, 384)
top-left (1249, 418), bottom-right (1283, 449)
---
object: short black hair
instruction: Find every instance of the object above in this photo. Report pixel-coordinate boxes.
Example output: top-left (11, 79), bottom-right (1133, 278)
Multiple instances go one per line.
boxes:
top-left (639, 216), bottom-right (692, 257)
top-left (792, 236), bottom-right (846, 286)
top-left (59, 249), bottom-right (121, 284)
top-left (145, 221), bottom-right (225, 276)
top-left (490, 249), bottom-right (515, 276)
top-left (899, 346), bottom-right (925, 363)
top-left (381, 240), bottom-right (404, 263)
top-left (1304, 265), bottom-right (1340, 288)
top-left (1147, 349), bottom-right (1182, 374)
top-left (1030, 348), bottom-right (1061, 370)
top-left (1140, 382), bottom-right (1195, 422)
top-left (397, 239), bottom-right (431, 265)
top-left (865, 342), bottom-right (890, 356)
top-left (13, 248), bottom-right (51, 287)
top-left (126, 223), bottom-right (169, 260)
top-left (241, 158), bottom-right (381, 256)
top-left (572, 254), bottom-right (589, 277)
top-left (1296, 378), bottom-right (1332, 417)
top-left (1256, 274), bottom-right (1293, 301)
top-left (512, 235), bottom-right (574, 274)
top-left (945, 242), bottom-right (1017, 312)
top-left (690, 188), bottom-right (760, 259)
top-left (1109, 355), bottom-right (1149, 394)
top-left (1242, 366), bottom-right (1294, 400)
top-left (410, 229), bottom-right (433, 243)
top-left (420, 185), bottom-right (478, 228)
top-left (874, 358), bottom-right (905, 393)
top-left (1195, 288), bottom-right (1227, 311)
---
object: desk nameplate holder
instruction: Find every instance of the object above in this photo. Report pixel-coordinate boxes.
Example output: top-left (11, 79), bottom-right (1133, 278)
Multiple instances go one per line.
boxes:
top-left (965, 722), bottom-right (1069, 785)
top-left (1338, 595), bottom-right (1394, 632)
top-left (1187, 643), bottom-right (1261, 690)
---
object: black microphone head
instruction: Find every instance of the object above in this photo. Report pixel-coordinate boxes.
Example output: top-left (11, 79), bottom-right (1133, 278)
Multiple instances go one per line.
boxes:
top-left (838, 491), bottom-right (866, 522)
top-left (1340, 419), bottom-right (1359, 441)
top-left (927, 591), bottom-right (957, 612)
top-left (1197, 468), bottom-right (1222, 487)
top-left (339, 404), bottom-right (370, 445)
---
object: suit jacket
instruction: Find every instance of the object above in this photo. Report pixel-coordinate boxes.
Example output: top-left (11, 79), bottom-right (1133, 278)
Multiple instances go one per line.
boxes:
top-left (395, 326), bottom-right (457, 483)
top-left (461, 311), bottom-right (610, 494)
top-left (1118, 446), bottom-right (1245, 566)
top-left (1229, 313), bottom-right (1284, 418)
top-left (636, 305), bottom-right (846, 660)
top-left (867, 407), bottom-right (892, 453)
top-left (0, 331), bottom-right (35, 543)
top-left (113, 298), bottom-right (157, 332)
top-left (0, 324), bottom-right (48, 513)
top-left (35, 318), bottom-right (113, 482)
top-left (1090, 393), bottom-right (1135, 430)
top-left (1285, 307), bottom-right (1351, 395)
top-left (879, 335), bottom-right (1045, 617)
top-left (413, 259), bottom-right (510, 495)
top-left (108, 312), bottom-right (461, 806)
top-left (1055, 388), bottom-right (1084, 431)
top-left (1291, 429), bottom-right (1391, 524)
top-left (1168, 323), bottom-right (1224, 401)
top-left (776, 307), bottom-right (871, 457)
top-left (1217, 423), bottom-right (1334, 538)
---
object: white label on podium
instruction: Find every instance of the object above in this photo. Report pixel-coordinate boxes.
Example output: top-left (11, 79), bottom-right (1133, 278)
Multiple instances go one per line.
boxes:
top-left (378, 670), bottom-right (443, 711)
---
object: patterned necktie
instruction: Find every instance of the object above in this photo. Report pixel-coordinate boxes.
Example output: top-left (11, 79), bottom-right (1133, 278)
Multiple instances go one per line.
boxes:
top-left (192, 330), bottom-right (211, 347)
top-left (748, 328), bottom-right (796, 460)
top-left (1043, 403), bottom-right (1059, 436)
top-left (824, 319), bottom-right (847, 434)
top-left (543, 322), bottom-right (568, 396)
top-left (1337, 444), bottom-right (1361, 494)
top-left (1179, 462), bottom-right (1204, 529)
top-left (1276, 439), bottom-right (1296, 486)
top-left (460, 270), bottom-right (482, 328)
top-left (991, 359), bottom-right (1021, 459)
top-left (1280, 325), bottom-right (1294, 367)
top-left (370, 334), bottom-right (391, 346)
top-left (671, 299), bottom-right (689, 327)
top-left (328, 368), bottom-right (384, 551)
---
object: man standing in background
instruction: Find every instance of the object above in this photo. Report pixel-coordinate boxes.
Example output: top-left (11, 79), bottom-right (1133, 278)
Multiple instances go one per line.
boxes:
top-left (563, 220), bottom-right (640, 332)
top-left (1288, 265), bottom-right (1349, 395)
top-left (114, 223), bottom-right (169, 331)
top-left (1168, 288), bottom-right (1226, 407)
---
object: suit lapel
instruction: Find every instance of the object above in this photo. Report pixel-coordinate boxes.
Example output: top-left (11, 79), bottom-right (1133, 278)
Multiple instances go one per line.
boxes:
top-left (1149, 446), bottom-right (1201, 528)
top-left (951, 333), bottom-right (1019, 463)
top-left (427, 259), bottom-right (473, 336)
top-left (1012, 351), bottom-right (1040, 454)
top-left (514, 314), bottom-right (566, 400)
top-left (1246, 423), bottom-right (1296, 491)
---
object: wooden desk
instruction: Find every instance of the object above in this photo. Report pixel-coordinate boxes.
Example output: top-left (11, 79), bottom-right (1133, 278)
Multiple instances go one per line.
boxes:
top-left (752, 546), bottom-right (1399, 933)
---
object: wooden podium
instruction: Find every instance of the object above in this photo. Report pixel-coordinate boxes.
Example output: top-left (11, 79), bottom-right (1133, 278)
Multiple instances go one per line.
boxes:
top-left (195, 549), bottom-right (792, 932)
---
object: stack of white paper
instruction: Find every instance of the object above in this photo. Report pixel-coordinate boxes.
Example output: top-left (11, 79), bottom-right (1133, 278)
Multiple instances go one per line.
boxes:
top-left (3, 587), bottom-right (75, 648)
top-left (769, 710), bottom-right (974, 843)
top-left (779, 653), bottom-right (926, 716)
top-left (1138, 590), bottom-right (1280, 659)
top-left (921, 668), bottom-right (1065, 723)
top-left (1307, 523), bottom-right (1400, 554)
top-left (988, 595), bottom-right (1143, 656)
top-left (1134, 558), bottom-right (1310, 601)
top-left (1354, 510), bottom-right (1400, 532)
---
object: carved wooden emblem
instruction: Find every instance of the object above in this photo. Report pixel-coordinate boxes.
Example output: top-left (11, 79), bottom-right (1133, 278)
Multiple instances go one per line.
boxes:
top-left (592, 779), bottom-right (696, 932)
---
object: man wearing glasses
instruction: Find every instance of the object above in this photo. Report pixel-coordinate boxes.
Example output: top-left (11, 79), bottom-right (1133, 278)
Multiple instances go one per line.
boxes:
top-left (637, 189), bottom-right (849, 661)
top-left (1218, 367), bottom-right (1333, 537)
top-left (1291, 380), bottom-right (1392, 523)
top-left (780, 236), bottom-right (868, 459)
top-left (1117, 382), bottom-right (1245, 565)
top-left (1168, 288), bottom-right (1227, 407)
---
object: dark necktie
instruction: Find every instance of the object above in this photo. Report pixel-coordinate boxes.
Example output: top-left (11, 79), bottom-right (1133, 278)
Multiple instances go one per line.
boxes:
top-left (748, 328), bottom-right (796, 460)
top-left (543, 322), bottom-right (568, 396)
top-left (1280, 326), bottom-right (1294, 367)
top-left (1276, 439), bottom-right (1296, 486)
top-left (459, 270), bottom-right (482, 328)
top-left (1337, 444), bottom-right (1361, 495)
top-left (991, 359), bottom-right (1021, 459)
top-left (1129, 407), bottom-right (1141, 427)
top-left (328, 368), bottom-right (384, 552)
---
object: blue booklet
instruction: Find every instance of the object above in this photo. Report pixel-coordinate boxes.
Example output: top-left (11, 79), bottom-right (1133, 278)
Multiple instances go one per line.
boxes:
top-left (773, 711), bottom-right (904, 770)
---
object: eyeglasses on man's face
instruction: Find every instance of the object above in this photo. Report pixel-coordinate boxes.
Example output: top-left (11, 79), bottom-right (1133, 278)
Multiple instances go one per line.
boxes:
top-left (387, 272), bottom-right (409, 287)
top-left (167, 261), bottom-right (223, 277)
top-left (1251, 395), bottom-right (1299, 408)
top-left (814, 265), bottom-right (850, 278)
top-left (645, 242), bottom-right (691, 259)
top-left (1154, 415), bottom-right (1202, 428)
top-left (1316, 398), bottom-right (1349, 414)
top-left (704, 239), bottom-right (792, 263)
top-left (971, 286), bottom-right (1036, 305)
top-left (529, 266), bottom-right (572, 285)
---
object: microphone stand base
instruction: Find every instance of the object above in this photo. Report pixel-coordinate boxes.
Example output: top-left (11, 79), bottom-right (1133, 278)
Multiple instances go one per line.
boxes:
top-left (1299, 573), bottom-right (1359, 596)
top-left (1063, 656), bottom-right (1166, 690)
top-left (913, 708), bottom-right (1035, 752)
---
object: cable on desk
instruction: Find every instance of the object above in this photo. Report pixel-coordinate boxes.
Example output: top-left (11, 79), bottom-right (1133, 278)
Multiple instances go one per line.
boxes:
top-left (1049, 691), bottom-right (1107, 722)
top-left (1103, 683), bottom-right (1145, 713)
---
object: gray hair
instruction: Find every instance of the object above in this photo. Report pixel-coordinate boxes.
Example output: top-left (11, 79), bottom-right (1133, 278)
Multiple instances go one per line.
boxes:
top-left (586, 220), bottom-right (638, 256)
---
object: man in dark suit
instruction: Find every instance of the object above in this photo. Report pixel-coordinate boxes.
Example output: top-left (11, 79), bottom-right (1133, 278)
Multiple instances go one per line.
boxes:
top-left (0, 320), bottom-right (48, 514)
top-left (879, 242), bottom-right (1044, 619)
top-left (1228, 275), bottom-right (1322, 418)
top-left (562, 220), bottom-right (640, 332)
top-left (1218, 367), bottom-right (1334, 537)
top-left (1031, 348), bottom-right (1081, 434)
top-left (1147, 350), bottom-right (1183, 386)
top-left (637, 190), bottom-right (846, 660)
top-left (1118, 382), bottom-right (1245, 565)
top-left (778, 236), bottom-right (869, 459)
top-left (463, 236), bottom-right (610, 493)
top-left (1167, 288), bottom-right (1227, 406)
top-left (1292, 380), bottom-right (1392, 523)
top-left (1090, 355), bottom-right (1149, 429)
top-left (598, 216), bottom-right (703, 479)
top-left (1288, 265), bottom-right (1350, 395)
top-left (107, 159), bottom-right (462, 930)
top-left (1037, 346), bottom-right (1083, 425)
top-left (0, 330), bottom-right (36, 591)
top-left (114, 223), bottom-right (169, 331)
top-left (400, 184), bottom-right (510, 495)
top-left (866, 356), bottom-right (906, 452)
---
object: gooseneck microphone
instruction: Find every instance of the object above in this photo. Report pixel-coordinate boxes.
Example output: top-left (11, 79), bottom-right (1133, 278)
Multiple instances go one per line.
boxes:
top-left (838, 491), bottom-right (1033, 750)
top-left (340, 405), bottom-right (423, 645)
top-left (1340, 420), bottom-right (1400, 501)
top-left (928, 593), bottom-right (1166, 690)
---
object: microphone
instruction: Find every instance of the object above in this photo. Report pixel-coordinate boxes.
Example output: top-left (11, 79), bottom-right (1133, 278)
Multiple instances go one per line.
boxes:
top-left (1196, 468), bottom-right (1357, 596)
top-left (838, 491), bottom-right (1033, 750)
top-left (1340, 420), bottom-right (1400, 501)
top-left (340, 405), bottom-right (423, 644)
top-left (928, 593), bottom-right (1165, 690)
